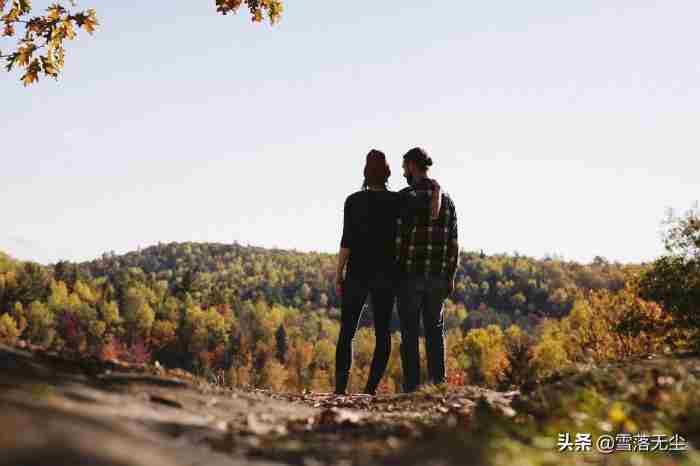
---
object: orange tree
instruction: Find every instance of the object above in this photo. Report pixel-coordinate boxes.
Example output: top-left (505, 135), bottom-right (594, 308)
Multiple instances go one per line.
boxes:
top-left (1, 0), bottom-right (283, 86)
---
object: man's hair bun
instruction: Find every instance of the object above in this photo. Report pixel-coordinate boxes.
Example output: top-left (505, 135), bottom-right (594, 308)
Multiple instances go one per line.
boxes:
top-left (403, 147), bottom-right (433, 170)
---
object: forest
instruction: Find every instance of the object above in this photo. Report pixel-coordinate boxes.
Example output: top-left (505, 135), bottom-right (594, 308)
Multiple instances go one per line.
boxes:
top-left (0, 205), bottom-right (697, 394)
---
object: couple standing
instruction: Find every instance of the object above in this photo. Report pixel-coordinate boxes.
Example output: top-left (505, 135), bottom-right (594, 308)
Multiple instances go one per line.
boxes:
top-left (334, 147), bottom-right (459, 394)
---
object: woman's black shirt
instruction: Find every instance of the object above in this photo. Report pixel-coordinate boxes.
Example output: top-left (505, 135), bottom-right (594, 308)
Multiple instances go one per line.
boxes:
top-left (340, 190), bottom-right (400, 280)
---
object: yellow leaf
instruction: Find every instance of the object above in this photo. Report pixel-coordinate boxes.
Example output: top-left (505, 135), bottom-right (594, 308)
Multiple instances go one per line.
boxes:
top-left (21, 59), bottom-right (40, 86)
top-left (47, 6), bottom-right (63, 21)
top-left (82, 10), bottom-right (98, 34)
top-left (58, 19), bottom-right (76, 40)
top-left (40, 55), bottom-right (58, 76)
top-left (16, 44), bottom-right (34, 67)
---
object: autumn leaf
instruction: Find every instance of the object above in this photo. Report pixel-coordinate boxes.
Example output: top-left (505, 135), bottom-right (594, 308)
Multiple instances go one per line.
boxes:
top-left (59, 19), bottom-right (76, 40)
top-left (46, 4), bottom-right (65, 21)
top-left (54, 45), bottom-right (64, 67)
top-left (20, 57), bottom-right (40, 85)
top-left (26, 17), bottom-right (45, 34)
top-left (18, 0), bottom-right (31, 15)
top-left (3, 0), bottom-right (282, 86)
top-left (3, 5), bottom-right (21, 22)
top-left (81, 9), bottom-right (97, 33)
top-left (73, 8), bottom-right (97, 34)
top-left (15, 43), bottom-right (34, 67)
top-left (216, 0), bottom-right (244, 15)
top-left (40, 55), bottom-right (58, 76)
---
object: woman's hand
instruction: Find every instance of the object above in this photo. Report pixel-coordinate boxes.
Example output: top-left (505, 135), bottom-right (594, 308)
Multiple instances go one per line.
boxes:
top-left (447, 276), bottom-right (455, 296)
top-left (336, 247), bottom-right (350, 297)
top-left (335, 273), bottom-right (344, 296)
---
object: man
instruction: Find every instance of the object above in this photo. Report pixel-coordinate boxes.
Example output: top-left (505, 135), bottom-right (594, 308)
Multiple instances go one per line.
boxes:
top-left (396, 147), bottom-right (459, 392)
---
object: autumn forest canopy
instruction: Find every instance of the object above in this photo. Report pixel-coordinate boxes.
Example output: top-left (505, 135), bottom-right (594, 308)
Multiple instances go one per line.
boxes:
top-left (0, 205), bottom-right (698, 393)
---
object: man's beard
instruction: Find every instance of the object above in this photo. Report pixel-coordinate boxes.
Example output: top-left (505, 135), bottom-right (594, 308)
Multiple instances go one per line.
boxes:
top-left (404, 173), bottom-right (414, 186)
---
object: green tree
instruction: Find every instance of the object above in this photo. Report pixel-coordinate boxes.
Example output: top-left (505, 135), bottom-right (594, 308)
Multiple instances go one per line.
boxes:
top-left (639, 205), bottom-right (700, 346)
top-left (100, 300), bottom-right (121, 328)
top-left (530, 319), bottom-right (571, 380)
top-left (123, 287), bottom-right (155, 343)
top-left (183, 304), bottom-right (229, 353)
top-left (26, 300), bottom-right (54, 345)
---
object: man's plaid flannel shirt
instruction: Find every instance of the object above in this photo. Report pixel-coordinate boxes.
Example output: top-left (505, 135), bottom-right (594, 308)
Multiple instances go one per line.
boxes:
top-left (395, 178), bottom-right (459, 280)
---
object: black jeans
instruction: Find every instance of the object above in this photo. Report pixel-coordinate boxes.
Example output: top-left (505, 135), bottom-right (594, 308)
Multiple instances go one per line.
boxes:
top-left (397, 275), bottom-right (448, 392)
top-left (335, 275), bottom-right (395, 395)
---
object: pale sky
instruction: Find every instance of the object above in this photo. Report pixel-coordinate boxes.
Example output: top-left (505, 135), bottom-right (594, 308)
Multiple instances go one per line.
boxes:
top-left (1, 0), bottom-right (698, 265)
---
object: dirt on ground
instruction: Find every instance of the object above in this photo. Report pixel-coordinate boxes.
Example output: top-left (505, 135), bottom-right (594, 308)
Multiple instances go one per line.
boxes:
top-left (0, 343), bottom-right (518, 466)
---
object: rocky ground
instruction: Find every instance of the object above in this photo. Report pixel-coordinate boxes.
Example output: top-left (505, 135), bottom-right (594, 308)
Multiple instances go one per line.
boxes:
top-left (2, 343), bottom-right (699, 466)
top-left (0, 343), bottom-right (517, 466)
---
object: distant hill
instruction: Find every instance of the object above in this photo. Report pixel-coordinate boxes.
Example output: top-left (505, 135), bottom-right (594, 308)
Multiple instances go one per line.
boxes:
top-left (1, 242), bottom-right (641, 331)
top-left (73, 241), bottom-right (639, 320)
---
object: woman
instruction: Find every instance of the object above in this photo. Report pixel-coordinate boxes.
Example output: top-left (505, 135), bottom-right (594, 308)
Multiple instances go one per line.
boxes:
top-left (334, 150), bottom-right (440, 395)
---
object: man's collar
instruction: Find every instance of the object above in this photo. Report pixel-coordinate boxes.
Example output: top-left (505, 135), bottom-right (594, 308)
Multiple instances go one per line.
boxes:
top-left (410, 176), bottom-right (430, 188)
